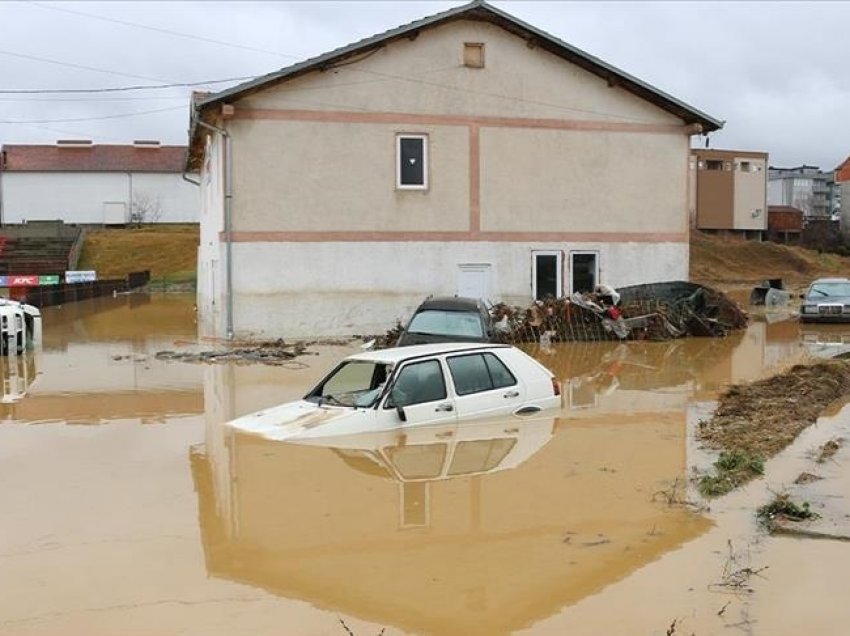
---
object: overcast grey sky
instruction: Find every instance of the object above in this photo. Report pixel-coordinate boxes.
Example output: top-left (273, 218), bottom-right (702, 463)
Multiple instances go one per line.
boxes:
top-left (1, 1), bottom-right (848, 169)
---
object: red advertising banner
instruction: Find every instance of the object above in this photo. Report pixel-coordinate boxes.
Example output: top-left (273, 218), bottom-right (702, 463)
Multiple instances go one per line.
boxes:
top-left (9, 275), bottom-right (39, 287)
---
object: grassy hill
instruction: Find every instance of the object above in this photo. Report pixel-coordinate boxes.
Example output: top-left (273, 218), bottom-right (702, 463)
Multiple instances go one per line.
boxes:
top-left (690, 231), bottom-right (850, 292)
top-left (77, 224), bottom-right (199, 285)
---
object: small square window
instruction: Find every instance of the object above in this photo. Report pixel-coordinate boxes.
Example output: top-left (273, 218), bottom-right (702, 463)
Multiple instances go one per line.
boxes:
top-left (463, 42), bottom-right (485, 68)
top-left (740, 161), bottom-right (751, 172)
top-left (396, 134), bottom-right (428, 190)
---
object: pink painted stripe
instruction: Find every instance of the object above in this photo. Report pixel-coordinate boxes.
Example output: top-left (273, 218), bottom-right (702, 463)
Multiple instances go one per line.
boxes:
top-left (235, 108), bottom-right (685, 135)
top-left (469, 124), bottom-right (480, 232)
top-left (225, 231), bottom-right (688, 243)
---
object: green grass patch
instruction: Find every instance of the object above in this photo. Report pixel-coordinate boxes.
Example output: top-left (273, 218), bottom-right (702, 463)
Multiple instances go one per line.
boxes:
top-left (757, 493), bottom-right (819, 525)
top-left (698, 451), bottom-right (765, 498)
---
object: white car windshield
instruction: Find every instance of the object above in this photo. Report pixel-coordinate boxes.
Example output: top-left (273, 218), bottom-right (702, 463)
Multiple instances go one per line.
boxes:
top-left (407, 310), bottom-right (484, 338)
top-left (306, 360), bottom-right (390, 408)
top-left (808, 282), bottom-right (850, 298)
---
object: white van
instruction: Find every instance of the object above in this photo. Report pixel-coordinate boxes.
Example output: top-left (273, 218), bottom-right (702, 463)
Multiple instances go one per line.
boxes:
top-left (0, 299), bottom-right (42, 355)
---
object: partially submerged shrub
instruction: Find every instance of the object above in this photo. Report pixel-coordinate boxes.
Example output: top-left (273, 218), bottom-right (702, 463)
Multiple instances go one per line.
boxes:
top-left (758, 493), bottom-right (819, 524)
top-left (698, 451), bottom-right (764, 498)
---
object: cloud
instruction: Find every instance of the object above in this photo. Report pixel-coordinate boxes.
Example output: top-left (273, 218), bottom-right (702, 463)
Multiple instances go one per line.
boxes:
top-left (0, 0), bottom-right (848, 168)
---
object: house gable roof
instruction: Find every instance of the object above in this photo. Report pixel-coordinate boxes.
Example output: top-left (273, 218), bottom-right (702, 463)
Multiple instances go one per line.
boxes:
top-left (194, 0), bottom-right (723, 132)
top-left (0, 144), bottom-right (188, 173)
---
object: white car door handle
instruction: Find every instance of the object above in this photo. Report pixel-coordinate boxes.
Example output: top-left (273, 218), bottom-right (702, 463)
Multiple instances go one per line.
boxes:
top-left (503, 390), bottom-right (520, 398)
top-left (435, 403), bottom-right (454, 412)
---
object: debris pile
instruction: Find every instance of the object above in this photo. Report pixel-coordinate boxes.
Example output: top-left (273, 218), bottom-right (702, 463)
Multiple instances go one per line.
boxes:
top-left (495, 281), bottom-right (747, 344)
top-left (156, 339), bottom-right (312, 367)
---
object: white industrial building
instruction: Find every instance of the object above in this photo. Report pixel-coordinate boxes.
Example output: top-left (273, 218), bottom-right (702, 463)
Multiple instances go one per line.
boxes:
top-left (0, 140), bottom-right (199, 225)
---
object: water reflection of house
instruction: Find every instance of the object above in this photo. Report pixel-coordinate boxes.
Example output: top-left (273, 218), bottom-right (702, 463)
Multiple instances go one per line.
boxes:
top-left (535, 318), bottom-right (802, 414)
top-left (194, 364), bottom-right (710, 635)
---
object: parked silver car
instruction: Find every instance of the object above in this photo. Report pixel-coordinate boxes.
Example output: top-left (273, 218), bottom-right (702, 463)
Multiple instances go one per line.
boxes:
top-left (799, 277), bottom-right (850, 323)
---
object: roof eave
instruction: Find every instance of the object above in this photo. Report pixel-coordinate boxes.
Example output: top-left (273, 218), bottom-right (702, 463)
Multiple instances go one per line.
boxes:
top-left (193, 0), bottom-right (723, 132)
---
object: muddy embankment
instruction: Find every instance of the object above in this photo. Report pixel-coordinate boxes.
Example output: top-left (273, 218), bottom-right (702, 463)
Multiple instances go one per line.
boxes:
top-left (697, 360), bottom-right (850, 499)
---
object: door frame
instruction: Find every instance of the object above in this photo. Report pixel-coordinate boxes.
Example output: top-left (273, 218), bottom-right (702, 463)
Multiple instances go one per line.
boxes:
top-left (568, 250), bottom-right (599, 295)
top-left (456, 263), bottom-right (492, 300)
top-left (531, 250), bottom-right (563, 300)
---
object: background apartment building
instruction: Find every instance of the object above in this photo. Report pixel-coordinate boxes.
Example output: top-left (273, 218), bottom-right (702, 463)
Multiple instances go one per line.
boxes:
top-left (690, 149), bottom-right (768, 239)
top-left (767, 165), bottom-right (838, 219)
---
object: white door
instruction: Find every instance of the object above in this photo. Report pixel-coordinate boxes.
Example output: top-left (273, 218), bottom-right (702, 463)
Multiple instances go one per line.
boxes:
top-left (103, 201), bottom-right (127, 225)
top-left (457, 264), bottom-right (490, 299)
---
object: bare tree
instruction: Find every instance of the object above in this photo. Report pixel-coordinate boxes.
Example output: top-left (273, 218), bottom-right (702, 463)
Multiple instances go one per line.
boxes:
top-left (129, 192), bottom-right (164, 226)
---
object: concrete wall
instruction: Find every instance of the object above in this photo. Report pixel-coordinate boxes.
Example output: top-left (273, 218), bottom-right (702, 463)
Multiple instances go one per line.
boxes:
top-left (692, 150), bottom-right (766, 231)
top-left (767, 179), bottom-right (784, 206)
top-left (1, 171), bottom-right (199, 224)
top-left (732, 157), bottom-right (767, 230)
top-left (211, 240), bottom-right (688, 338)
top-left (695, 167), bottom-right (733, 229)
top-left (197, 134), bottom-right (226, 336)
top-left (840, 182), bottom-right (850, 241)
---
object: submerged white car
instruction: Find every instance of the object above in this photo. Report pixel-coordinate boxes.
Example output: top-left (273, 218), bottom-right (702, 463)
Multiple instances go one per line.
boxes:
top-left (228, 343), bottom-right (562, 441)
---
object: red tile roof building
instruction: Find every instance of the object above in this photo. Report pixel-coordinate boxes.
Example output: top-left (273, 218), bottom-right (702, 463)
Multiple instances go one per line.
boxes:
top-left (1, 143), bottom-right (187, 173)
top-left (0, 142), bottom-right (198, 225)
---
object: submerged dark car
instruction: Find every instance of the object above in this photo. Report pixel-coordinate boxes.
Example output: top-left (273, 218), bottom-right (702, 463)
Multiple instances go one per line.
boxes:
top-left (397, 296), bottom-right (494, 346)
top-left (799, 278), bottom-right (850, 323)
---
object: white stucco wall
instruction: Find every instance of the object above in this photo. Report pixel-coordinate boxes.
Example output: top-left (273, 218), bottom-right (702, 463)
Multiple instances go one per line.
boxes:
top-left (210, 240), bottom-right (688, 338)
top-left (1, 171), bottom-right (199, 224)
top-left (197, 134), bottom-right (226, 336)
top-left (480, 128), bottom-right (688, 233)
top-left (732, 158), bottom-right (767, 230)
top-left (230, 119), bottom-right (470, 233)
top-left (241, 20), bottom-right (682, 126)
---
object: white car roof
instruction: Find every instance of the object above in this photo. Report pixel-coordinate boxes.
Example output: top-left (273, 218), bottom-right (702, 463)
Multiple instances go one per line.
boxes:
top-left (349, 342), bottom-right (508, 364)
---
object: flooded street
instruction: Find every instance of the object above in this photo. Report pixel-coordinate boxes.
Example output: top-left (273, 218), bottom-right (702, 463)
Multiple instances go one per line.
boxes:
top-left (3, 295), bottom-right (850, 635)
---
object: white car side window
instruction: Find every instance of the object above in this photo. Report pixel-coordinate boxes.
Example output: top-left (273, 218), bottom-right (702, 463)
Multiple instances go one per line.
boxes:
top-left (386, 359), bottom-right (447, 408)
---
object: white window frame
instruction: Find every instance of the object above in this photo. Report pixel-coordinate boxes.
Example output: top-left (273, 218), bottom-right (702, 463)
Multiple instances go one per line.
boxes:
top-left (396, 134), bottom-right (429, 190)
top-left (531, 250), bottom-right (563, 300)
top-left (569, 250), bottom-right (599, 295)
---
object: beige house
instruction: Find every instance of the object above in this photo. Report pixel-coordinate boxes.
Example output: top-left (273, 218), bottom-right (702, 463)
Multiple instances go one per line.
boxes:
top-left (187, 0), bottom-right (722, 339)
top-left (690, 149), bottom-right (768, 239)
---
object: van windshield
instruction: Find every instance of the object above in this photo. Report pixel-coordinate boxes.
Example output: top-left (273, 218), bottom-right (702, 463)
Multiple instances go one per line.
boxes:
top-left (407, 310), bottom-right (484, 338)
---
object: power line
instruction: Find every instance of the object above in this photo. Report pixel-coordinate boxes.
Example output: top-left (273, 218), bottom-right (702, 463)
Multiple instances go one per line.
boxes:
top-left (0, 96), bottom-right (187, 103)
top-left (0, 75), bottom-right (259, 95)
top-left (0, 105), bottom-right (185, 125)
top-left (0, 48), bottom-right (173, 83)
top-left (29, 1), bottom-right (300, 61)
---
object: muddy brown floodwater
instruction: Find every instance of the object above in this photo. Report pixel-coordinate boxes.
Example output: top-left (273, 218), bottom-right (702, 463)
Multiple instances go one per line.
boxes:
top-left (3, 295), bottom-right (850, 635)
